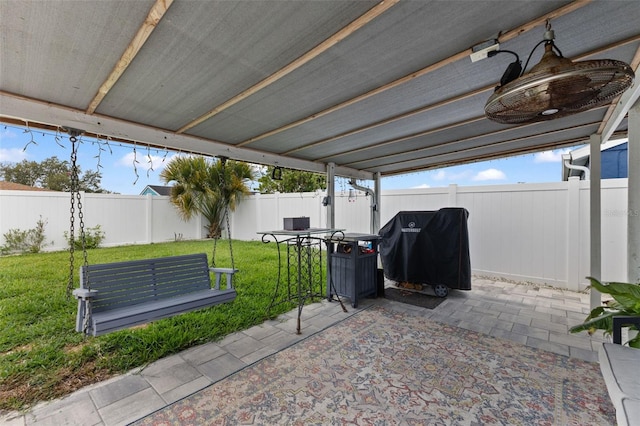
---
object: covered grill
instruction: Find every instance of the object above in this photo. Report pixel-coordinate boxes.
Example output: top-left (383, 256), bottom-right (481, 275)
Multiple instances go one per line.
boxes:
top-left (378, 208), bottom-right (471, 297)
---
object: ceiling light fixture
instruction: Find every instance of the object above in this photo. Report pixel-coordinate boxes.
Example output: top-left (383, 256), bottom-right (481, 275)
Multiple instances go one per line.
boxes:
top-left (485, 22), bottom-right (635, 124)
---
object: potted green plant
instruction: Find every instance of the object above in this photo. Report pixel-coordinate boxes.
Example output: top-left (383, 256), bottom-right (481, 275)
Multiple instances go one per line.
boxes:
top-left (570, 276), bottom-right (640, 348)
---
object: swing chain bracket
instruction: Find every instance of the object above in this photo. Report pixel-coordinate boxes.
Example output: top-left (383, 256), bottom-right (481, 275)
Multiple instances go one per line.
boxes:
top-left (63, 127), bottom-right (85, 138)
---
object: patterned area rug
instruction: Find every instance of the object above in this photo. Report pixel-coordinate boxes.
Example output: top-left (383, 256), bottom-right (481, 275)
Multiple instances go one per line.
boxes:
top-left (135, 306), bottom-right (615, 425)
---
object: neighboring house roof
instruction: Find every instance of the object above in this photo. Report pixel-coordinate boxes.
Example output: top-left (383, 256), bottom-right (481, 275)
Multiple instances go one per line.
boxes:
top-left (0, 181), bottom-right (55, 191)
top-left (561, 138), bottom-right (628, 181)
top-left (140, 185), bottom-right (172, 196)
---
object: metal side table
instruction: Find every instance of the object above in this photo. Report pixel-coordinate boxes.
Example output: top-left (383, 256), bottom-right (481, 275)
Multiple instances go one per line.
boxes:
top-left (258, 228), bottom-right (346, 334)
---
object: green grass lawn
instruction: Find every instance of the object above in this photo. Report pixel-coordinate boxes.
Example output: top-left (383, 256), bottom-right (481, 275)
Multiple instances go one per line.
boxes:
top-left (0, 239), bottom-right (322, 412)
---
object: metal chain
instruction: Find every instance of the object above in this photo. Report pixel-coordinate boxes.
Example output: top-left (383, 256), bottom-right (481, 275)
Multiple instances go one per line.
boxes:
top-left (211, 157), bottom-right (234, 270)
top-left (66, 134), bottom-right (89, 298)
top-left (225, 205), bottom-right (235, 269)
top-left (77, 181), bottom-right (89, 271)
top-left (66, 136), bottom-right (78, 298)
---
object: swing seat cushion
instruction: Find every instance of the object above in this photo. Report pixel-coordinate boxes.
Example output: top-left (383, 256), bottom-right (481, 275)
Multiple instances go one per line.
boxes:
top-left (74, 253), bottom-right (236, 336)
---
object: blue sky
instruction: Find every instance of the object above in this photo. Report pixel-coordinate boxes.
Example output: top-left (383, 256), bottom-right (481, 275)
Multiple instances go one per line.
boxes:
top-left (1, 124), bottom-right (580, 194)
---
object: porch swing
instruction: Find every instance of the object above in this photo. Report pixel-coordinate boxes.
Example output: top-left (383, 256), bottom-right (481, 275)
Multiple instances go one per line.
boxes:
top-left (69, 134), bottom-right (237, 336)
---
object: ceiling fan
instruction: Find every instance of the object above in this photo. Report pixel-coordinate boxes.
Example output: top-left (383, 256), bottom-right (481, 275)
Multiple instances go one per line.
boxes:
top-left (485, 23), bottom-right (635, 124)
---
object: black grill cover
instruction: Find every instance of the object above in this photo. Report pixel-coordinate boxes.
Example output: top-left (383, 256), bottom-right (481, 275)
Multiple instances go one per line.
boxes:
top-left (378, 208), bottom-right (471, 290)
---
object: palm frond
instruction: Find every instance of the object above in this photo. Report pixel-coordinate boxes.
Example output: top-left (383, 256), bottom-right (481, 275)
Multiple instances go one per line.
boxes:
top-left (160, 156), bottom-right (254, 238)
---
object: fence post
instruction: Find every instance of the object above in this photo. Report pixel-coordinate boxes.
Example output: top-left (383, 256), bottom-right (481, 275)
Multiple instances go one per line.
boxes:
top-left (254, 192), bottom-right (262, 237)
top-left (590, 134), bottom-right (602, 309)
top-left (628, 101), bottom-right (640, 284)
top-left (146, 194), bottom-right (153, 243)
top-left (275, 192), bottom-right (280, 229)
top-left (196, 213), bottom-right (202, 239)
top-left (318, 191), bottom-right (326, 229)
top-left (566, 177), bottom-right (581, 291)
top-left (448, 184), bottom-right (458, 207)
top-left (326, 162), bottom-right (336, 229)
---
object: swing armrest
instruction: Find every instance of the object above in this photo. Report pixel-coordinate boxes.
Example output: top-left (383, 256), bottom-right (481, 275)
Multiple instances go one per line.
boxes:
top-left (209, 268), bottom-right (238, 290)
top-left (73, 288), bottom-right (98, 300)
top-left (209, 267), bottom-right (239, 274)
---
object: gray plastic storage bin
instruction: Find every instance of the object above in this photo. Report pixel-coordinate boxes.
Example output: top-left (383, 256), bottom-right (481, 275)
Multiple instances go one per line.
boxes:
top-left (327, 233), bottom-right (379, 308)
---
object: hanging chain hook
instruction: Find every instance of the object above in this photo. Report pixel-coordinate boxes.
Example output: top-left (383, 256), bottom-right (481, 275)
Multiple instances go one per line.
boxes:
top-left (543, 19), bottom-right (555, 42)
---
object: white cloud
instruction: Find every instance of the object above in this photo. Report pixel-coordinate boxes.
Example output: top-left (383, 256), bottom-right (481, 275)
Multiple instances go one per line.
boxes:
top-left (473, 168), bottom-right (506, 181)
top-left (116, 151), bottom-right (176, 170)
top-left (0, 129), bottom-right (28, 162)
top-left (0, 147), bottom-right (28, 163)
top-left (430, 169), bottom-right (474, 182)
top-left (412, 183), bottom-right (431, 189)
top-left (534, 148), bottom-right (570, 163)
top-left (1, 128), bottom-right (19, 140)
top-left (432, 170), bottom-right (447, 181)
top-left (451, 170), bottom-right (475, 181)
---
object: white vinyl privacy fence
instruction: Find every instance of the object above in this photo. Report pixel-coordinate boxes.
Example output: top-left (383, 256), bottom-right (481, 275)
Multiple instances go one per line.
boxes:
top-left (1, 178), bottom-right (629, 291)
top-left (0, 191), bottom-right (206, 249)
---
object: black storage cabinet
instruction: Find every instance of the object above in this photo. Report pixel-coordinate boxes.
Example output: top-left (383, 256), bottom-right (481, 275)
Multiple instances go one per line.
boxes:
top-left (378, 208), bottom-right (471, 296)
top-left (327, 233), bottom-right (379, 308)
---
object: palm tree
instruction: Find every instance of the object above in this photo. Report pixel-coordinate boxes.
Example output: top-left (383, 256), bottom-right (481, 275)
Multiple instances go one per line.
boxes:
top-left (160, 156), bottom-right (255, 238)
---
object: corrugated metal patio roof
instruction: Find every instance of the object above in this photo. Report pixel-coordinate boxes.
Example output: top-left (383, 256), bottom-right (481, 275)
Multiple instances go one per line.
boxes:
top-left (1, 0), bottom-right (638, 180)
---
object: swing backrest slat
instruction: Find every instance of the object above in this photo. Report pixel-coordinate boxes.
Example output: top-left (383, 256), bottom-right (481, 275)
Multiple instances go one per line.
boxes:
top-left (79, 253), bottom-right (214, 313)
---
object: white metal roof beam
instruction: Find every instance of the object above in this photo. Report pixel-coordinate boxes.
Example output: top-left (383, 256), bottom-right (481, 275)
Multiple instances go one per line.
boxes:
top-left (0, 92), bottom-right (373, 181)
top-left (599, 43), bottom-right (640, 143)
